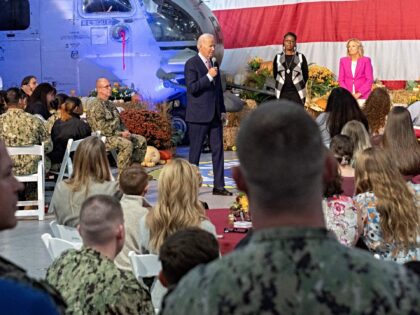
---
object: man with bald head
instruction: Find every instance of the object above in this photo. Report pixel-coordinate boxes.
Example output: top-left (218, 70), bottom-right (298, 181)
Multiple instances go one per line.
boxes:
top-left (185, 33), bottom-right (231, 195)
top-left (46, 195), bottom-right (154, 314)
top-left (87, 78), bottom-right (147, 172)
top-left (162, 100), bottom-right (420, 314)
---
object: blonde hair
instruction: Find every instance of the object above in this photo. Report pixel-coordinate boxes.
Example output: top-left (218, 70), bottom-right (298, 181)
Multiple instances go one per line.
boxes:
top-left (346, 38), bottom-right (364, 57)
top-left (65, 136), bottom-right (111, 194)
top-left (341, 120), bottom-right (372, 163)
top-left (355, 148), bottom-right (419, 254)
top-left (147, 159), bottom-right (207, 252)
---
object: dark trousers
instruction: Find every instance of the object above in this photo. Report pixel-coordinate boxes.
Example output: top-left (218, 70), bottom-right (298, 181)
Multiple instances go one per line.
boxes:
top-left (188, 116), bottom-right (225, 189)
top-left (280, 90), bottom-right (305, 106)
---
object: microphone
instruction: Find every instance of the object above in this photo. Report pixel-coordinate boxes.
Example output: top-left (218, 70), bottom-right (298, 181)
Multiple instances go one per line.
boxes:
top-left (211, 57), bottom-right (219, 68)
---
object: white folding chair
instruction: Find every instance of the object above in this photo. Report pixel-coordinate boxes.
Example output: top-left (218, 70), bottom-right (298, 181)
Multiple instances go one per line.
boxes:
top-left (41, 233), bottom-right (82, 260)
top-left (53, 138), bottom-right (85, 183)
top-left (49, 220), bottom-right (60, 237)
top-left (128, 251), bottom-right (162, 279)
top-left (7, 144), bottom-right (45, 220)
top-left (56, 224), bottom-right (82, 243)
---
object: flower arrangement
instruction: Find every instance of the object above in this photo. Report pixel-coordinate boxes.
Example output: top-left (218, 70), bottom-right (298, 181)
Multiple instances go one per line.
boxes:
top-left (307, 64), bottom-right (339, 98)
top-left (248, 57), bottom-right (264, 72)
top-left (120, 109), bottom-right (173, 149)
top-left (89, 82), bottom-right (136, 101)
top-left (229, 192), bottom-right (251, 222)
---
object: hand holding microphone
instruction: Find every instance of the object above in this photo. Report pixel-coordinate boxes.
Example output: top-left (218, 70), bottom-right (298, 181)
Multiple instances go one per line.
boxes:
top-left (208, 57), bottom-right (219, 77)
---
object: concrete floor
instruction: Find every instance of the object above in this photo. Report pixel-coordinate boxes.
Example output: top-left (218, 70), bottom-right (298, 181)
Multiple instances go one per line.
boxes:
top-left (0, 147), bottom-right (238, 279)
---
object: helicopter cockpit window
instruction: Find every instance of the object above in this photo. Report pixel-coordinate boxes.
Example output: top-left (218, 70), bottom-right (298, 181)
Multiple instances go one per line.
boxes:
top-left (144, 0), bottom-right (201, 42)
top-left (0, 0), bottom-right (30, 30)
top-left (83, 0), bottom-right (132, 13)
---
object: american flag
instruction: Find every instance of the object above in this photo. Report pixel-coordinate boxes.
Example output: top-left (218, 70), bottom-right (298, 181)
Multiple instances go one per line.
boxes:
top-left (205, 0), bottom-right (420, 82)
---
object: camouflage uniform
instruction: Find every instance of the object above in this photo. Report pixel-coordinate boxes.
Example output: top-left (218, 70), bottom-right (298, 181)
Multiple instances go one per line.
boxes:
top-left (161, 227), bottom-right (420, 315)
top-left (0, 108), bottom-right (52, 175)
top-left (0, 256), bottom-right (66, 314)
top-left (46, 247), bottom-right (154, 315)
top-left (87, 98), bottom-right (147, 171)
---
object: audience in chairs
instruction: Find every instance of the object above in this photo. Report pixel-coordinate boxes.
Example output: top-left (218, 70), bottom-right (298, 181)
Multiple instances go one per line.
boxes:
top-left (316, 87), bottom-right (369, 147)
top-left (382, 106), bottom-right (420, 181)
top-left (114, 166), bottom-right (150, 271)
top-left (0, 87), bottom-right (52, 175)
top-left (46, 195), bottom-right (154, 314)
top-left (354, 148), bottom-right (420, 263)
top-left (48, 97), bottom-right (91, 171)
top-left (26, 83), bottom-right (56, 121)
top-left (140, 158), bottom-right (216, 254)
top-left (49, 136), bottom-right (118, 227)
top-left (161, 100), bottom-right (419, 315)
top-left (0, 140), bottom-right (66, 314)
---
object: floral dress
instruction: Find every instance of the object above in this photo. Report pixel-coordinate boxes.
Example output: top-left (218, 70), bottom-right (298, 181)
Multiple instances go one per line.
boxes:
top-left (322, 195), bottom-right (359, 246)
top-left (354, 183), bottom-right (420, 264)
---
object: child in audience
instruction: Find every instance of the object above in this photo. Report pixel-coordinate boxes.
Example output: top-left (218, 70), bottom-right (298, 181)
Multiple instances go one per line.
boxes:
top-left (382, 106), bottom-right (420, 180)
top-left (322, 150), bottom-right (362, 246)
top-left (363, 87), bottom-right (392, 136)
top-left (354, 148), bottom-right (420, 263)
top-left (114, 166), bottom-right (150, 271)
top-left (50, 136), bottom-right (119, 227)
top-left (341, 120), bottom-right (372, 163)
top-left (158, 228), bottom-right (219, 289)
top-left (330, 135), bottom-right (355, 196)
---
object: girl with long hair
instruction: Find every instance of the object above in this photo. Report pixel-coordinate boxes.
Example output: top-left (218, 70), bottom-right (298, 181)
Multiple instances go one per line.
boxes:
top-left (354, 148), bottom-right (419, 263)
top-left (341, 120), bottom-right (372, 164)
top-left (50, 136), bottom-right (118, 227)
top-left (330, 135), bottom-right (355, 196)
top-left (363, 87), bottom-right (391, 136)
top-left (316, 87), bottom-right (369, 147)
top-left (382, 106), bottom-right (420, 179)
top-left (25, 83), bottom-right (56, 120)
top-left (140, 159), bottom-right (215, 253)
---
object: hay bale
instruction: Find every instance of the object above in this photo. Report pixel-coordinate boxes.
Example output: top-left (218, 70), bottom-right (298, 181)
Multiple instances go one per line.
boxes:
top-left (223, 126), bottom-right (239, 151)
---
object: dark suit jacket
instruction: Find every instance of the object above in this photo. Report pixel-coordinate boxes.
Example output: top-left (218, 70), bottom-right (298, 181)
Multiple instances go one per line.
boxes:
top-left (184, 54), bottom-right (226, 123)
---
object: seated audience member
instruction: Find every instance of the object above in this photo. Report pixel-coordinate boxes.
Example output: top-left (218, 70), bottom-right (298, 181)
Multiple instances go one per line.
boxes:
top-left (49, 136), bottom-right (118, 227)
top-left (341, 119), bottom-right (372, 162)
top-left (26, 83), bottom-right (56, 121)
top-left (382, 106), bottom-right (420, 180)
top-left (161, 100), bottom-right (420, 315)
top-left (87, 78), bottom-right (147, 172)
top-left (316, 87), bottom-right (369, 147)
top-left (0, 90), bottom-right (7, 114)
top-left (20, 75), bottom-right (38, 97)
top-left (46, 195), bottom-right (154, 314)
top-left (362, 87), bottom-right (392, 136)
top-left (408, 101), bottom-right (420, 127)
top-left (140, 158), bottom-right (216, 309)
top-left (0, 88), bottom-right (52, 175)
top-left (330, 135), bottom-right (355, 196)
top-left (47, 97), bottom-right (92, 170)
top-left (45, 93), bottom-right (68, 134)
top-left (354, 148), bottom-right (420, 264)
top-left (140, 159), bottom-right (216, 254)
top-left (114, 166), bottom-right (150, 271)
top-left (159, 228), bottom-right (219, 290)
top-left (322, 150), bottom-right (361, 246)
top-left (0, 140), bottom-right (66, 313)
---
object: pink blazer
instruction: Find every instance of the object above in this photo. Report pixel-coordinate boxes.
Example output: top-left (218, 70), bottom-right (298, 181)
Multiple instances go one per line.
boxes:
top-left (338, 56), bottom-right (373, 99)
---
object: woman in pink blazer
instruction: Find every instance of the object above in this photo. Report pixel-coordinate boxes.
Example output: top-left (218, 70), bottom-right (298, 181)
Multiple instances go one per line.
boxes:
top-left (338, 39), bottom-right (373, 100)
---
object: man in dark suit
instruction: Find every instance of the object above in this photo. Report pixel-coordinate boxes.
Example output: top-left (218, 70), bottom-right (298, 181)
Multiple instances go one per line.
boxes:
top-left (184, 33), bottom-right (231, 196)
